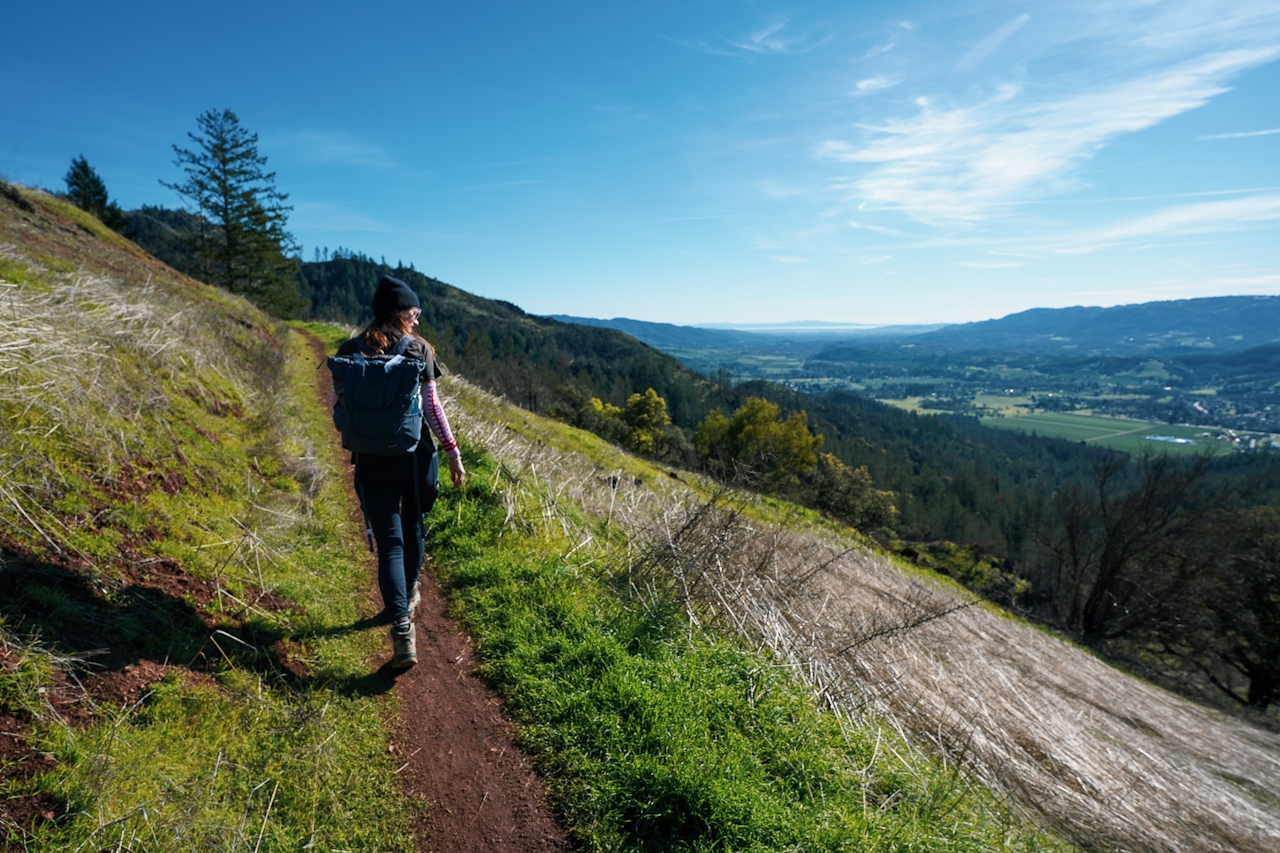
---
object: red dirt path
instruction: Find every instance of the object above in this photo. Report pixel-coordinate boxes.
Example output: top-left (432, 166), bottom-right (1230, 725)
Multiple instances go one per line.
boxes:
top-left (306, 332), bottom-right (573, 853)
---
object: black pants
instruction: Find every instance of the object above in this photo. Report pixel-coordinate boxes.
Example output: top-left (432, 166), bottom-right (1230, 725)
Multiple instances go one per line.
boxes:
top-left (355, 453), bottom-right (430, 628)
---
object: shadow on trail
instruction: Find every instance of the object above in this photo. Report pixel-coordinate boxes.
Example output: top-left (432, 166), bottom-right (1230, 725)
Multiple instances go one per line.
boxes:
top-left (0, 541), bottom-right (308, 693)
top-left (294, 610), bottom-right (391, 640)
top-left (324, 663), bottom-right (402, 699)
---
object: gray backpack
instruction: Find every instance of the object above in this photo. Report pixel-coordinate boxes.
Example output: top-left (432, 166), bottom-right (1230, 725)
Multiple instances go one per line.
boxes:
top-left (327, 336), bottom-right (426, 456)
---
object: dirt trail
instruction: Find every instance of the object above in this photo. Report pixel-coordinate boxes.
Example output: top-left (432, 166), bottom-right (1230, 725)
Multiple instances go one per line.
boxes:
top-left (305, 332), bottom-right (573, 853)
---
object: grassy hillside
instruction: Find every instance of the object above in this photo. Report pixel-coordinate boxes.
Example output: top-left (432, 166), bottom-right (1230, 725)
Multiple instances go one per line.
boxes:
top-left (0, 183), bottom-right (416, 850)
top-left (435, 377), bottom-right (1280, 853)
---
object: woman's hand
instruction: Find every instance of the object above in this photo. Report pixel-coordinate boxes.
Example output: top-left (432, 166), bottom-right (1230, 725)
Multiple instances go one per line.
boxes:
top-left (447, 453), bottom-right (466, 489)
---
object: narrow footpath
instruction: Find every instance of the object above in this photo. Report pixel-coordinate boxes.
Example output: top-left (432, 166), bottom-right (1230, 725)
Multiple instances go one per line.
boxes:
top-left (305, 330), bottom-right (573, 853)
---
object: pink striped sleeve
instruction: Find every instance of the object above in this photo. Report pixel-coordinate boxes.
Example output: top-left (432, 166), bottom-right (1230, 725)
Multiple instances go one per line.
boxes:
top-left (421, 381), bottom-right (460, 456)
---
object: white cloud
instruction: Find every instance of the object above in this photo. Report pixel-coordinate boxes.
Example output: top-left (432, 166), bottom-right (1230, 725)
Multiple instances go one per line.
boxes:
top-left (773, 255), bottom-right (810, 263)
top-left (665, 37), bottom-right (740, 57)
top-left (731, 18), bottom-right (797, 54)
top-left (863, 40), bottom-right (896, 59)
top-left (1198, 127), bottom-right (1280, 140)
top-left (1058, 194), bottom-right (1280, 252)
top-left (955, 260), bottom-right (1025, 268)
top-left (848, 219), bottom-right (906, 235)
top-left (861, 254), bottom-right (892, 264)
top-left (855, 76), bottom-right (898, 94)
top-left (956, 14), bottom-right (1030, 73)
top-left (670, 16), bottom-right (824, 58)
top-left (820, 45), bottom-right (1280, 224)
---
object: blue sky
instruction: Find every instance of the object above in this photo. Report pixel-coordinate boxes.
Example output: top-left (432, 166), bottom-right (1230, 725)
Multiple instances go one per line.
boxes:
top-left (3, 1), bottom-right (1278, 324)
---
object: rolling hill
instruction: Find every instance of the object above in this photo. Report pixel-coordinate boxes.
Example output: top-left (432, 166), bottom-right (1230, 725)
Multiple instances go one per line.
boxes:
top-left (915, 294), bottom-right (1280, 354)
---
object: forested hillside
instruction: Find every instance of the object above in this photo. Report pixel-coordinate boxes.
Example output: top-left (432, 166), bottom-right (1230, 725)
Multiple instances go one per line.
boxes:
top-left (298, 251), bottom-right (710, 421)
top-left (294, 252), bottom-right (1113, 545)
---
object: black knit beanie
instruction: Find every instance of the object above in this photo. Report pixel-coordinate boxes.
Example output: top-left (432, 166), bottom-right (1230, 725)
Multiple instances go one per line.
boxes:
top-left (371, 275), bottom-right (420, 316)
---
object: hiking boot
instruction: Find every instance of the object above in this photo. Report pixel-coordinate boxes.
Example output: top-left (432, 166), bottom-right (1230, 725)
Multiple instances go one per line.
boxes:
top-left (407, 579), bottom-right (421, 616)
top-left (390, 623), bottom-right (417, 670)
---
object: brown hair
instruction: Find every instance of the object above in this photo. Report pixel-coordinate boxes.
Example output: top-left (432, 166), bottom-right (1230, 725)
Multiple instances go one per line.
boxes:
top-left (360, 309), bottom-right (435, 357)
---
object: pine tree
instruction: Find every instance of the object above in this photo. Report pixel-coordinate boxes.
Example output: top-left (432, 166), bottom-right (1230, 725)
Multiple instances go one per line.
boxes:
top-left (162, 109), bottom-right (302, 317)
top-left (64, 155), bottom-right (124, 229)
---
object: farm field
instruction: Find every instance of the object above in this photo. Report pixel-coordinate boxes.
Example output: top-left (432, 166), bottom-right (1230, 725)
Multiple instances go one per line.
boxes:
top-left (979, 411), bottom-right (1249, 455)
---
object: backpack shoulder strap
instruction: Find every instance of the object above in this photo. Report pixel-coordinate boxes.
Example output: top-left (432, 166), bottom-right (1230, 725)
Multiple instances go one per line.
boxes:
top-left (354, 335), bottom-right (413, 357)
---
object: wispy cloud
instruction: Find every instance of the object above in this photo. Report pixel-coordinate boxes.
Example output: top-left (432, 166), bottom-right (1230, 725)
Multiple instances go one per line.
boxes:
top-left (820, 45), bottom-right (1280, 224)
top-left (665, 36), bottom-right (740, 58)
top-left (854, 76), bottom-right (898, 94)
top-left (956, 14), bottom-right (1030, 73)
top-left (668, 17), bottom-right (826, 58)
top-left (774, 255), bottom-right (810, 263)
top-left (1198, 127), bottom-right (1280, 140)
top-left (1057, 193), bottom-right (1280, 252)
top-left (956, 260), bottom-right (1025, 268)
top-left (282, 133), bottom-right (397, 169)
top-left (861, 254), bottom-right (892, 264)
top-left (848, 219), bottom-right (907, 235)
top-left (731, 18), bottom-right (798, 54)
top-left (813, 0), bottom-right (1280, 233)
top-left (863, 40), bottom-right (896, 60)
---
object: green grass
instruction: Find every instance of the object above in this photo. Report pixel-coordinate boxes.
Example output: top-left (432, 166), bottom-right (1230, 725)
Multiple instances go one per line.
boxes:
top-left (980, 412), bottom-right (1238, 456)
top-left (1, 247), bottom-right (417, 852)
top-left (425, 443), bottom-right (1065, 852)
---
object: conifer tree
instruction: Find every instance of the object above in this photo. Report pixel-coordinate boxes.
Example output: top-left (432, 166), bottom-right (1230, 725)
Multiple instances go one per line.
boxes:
top-left (64, 155), bottom-right (124, 229)
top-left (163, 109), bottom-right (302, 317)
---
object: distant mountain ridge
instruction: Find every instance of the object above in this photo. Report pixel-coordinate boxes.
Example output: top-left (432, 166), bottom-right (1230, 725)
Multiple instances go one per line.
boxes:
top-left (915, 295), bottom-right (1280, 354)
top-left (558, 295), bottom-right (1280, 356)
top-left (546, 314), bottom-right (942, 350)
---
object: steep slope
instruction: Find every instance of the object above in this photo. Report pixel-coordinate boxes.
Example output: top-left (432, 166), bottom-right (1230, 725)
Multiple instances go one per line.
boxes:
top-left (0, 183), bottom-right (537, 851)
top-left (436, 374), bottom-right (1280, 853)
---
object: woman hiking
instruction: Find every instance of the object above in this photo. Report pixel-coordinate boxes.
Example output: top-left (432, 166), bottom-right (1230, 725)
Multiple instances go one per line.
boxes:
top-left (333, 275), bottom-right (466, 669)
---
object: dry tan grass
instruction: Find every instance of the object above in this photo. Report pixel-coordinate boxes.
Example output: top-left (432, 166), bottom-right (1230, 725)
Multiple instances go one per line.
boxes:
top-left (442, 374), bottom-right (1280, 853)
